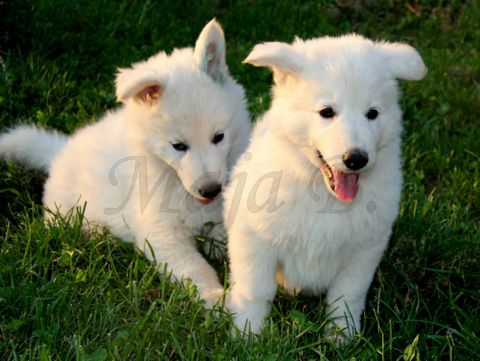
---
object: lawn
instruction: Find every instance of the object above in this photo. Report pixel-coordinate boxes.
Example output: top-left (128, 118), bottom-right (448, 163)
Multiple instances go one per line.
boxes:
top-left (0, 0), bottom-right (479, 360)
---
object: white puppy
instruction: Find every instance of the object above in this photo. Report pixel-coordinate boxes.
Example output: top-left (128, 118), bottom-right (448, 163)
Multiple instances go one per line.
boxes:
top-left (224, 34), bottom-right (426, 337)
top-left (0, 20), bottom-right (251, 307)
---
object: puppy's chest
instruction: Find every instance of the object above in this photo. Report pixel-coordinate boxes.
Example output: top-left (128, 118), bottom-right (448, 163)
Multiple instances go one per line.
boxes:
top-left (262, 191), bottom-right (382, 250)
top-left (146, 195), bottom-right (223, 234)
top-left (269, 188), bottom-right (386, 291)
top-left (278, 240), bottom-right (353, 293)
top-left (260, 178), bottom-right (393, 253)
top-left (181, 202), bottom-right (223, 232)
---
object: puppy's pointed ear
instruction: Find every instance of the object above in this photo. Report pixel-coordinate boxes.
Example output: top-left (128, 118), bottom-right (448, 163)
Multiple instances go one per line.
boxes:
top-left (115, 68), bottom-right (164, 105)
top-left (194, 19), bottom-right (228, 84)
top-left (378, 42), bottom-right (427, 80)
top-left (244, 42), bottom-right (303, 84)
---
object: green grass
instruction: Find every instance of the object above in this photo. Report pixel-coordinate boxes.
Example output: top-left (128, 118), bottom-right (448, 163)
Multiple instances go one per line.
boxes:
top-left (1, 0), bottom-right (479, 359)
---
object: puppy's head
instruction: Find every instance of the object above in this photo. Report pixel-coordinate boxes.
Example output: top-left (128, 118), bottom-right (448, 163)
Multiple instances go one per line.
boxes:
top-left (114, 19), bottom-right (250, 204)
top-left (245, 35), bottom-right (426, 202)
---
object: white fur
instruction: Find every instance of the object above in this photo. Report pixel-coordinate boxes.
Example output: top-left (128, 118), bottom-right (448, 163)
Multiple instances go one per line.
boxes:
top-left (0, 125), bottom-right (68, 171)
top-left (224, 34), bottom-right (426, 337)
top-left (0, 19), bottom-right (251, 307)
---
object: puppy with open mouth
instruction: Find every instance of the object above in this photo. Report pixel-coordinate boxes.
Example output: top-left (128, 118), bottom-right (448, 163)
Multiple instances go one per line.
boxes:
top-left (224, 34), bottom-right (426, 340)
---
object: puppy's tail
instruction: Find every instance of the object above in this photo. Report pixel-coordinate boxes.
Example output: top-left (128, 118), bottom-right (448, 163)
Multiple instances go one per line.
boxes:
top-left (0, 125), bottom-right (68, 172)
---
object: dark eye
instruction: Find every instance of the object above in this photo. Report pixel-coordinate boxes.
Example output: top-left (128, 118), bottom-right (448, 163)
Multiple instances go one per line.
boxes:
top-left (172, 142), bottom-right (188, 152)
top-left (212, 132), bottom-right (224, 145)
top-left (319, 107), bottom-right (336, 119)
top-left (366, 108), bottom-right (379, 120)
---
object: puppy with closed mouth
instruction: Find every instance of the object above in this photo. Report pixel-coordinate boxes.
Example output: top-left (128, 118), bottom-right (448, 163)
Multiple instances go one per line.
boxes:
top-left (224, 34), bottom-right (426, 339)
top-left (0, 20), bottom-right (251, 307)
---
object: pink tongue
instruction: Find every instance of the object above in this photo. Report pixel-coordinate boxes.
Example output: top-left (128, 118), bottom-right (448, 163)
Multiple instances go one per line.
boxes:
top-left (333, 170), bottom-right (359, 202)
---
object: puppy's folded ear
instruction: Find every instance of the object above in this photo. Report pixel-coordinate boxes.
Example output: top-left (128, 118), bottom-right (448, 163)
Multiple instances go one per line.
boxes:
top-left (378, 42), bottom-right (427, 80)
top-left (244, 42), bottom-right (304, 84)
top-left (194, 19), bottom-right (228, 84)
top-left (115, 69), bottom-right (164, 104)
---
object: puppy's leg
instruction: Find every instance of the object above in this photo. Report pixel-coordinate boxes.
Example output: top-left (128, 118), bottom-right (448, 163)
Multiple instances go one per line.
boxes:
top-left (142, 231), bottom-right (225, 308)
top-left (276, 266), bottom-right (301, 296)
top-left (228, 227), bottom-right (277, 334)
top-left (325, 246), bottom-right (385, 340)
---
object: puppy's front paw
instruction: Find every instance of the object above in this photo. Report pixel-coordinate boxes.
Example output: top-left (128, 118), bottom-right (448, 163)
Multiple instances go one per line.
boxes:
top-left (231, 314), bottom-right (264, 337)
top-left (201, 287), bottom-right (225, 309)
top-left (227, 299), bottom-right (268, 336)
top-left (324, 324), bottom-right (351, 346)
top-left (324, 315), bottom-right (361, 346)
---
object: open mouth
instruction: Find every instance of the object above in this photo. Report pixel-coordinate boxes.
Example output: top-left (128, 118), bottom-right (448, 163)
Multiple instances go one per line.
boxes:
top-left (197, 197), bottom-right (215, 205)
top-left (317, 150), bottom-right (359, 202)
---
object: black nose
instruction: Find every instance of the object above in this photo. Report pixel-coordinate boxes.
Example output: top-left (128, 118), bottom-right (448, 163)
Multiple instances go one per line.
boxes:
top-left (198, 183), bottom-right (222, 199)
top-left (343, 149), bottom-right (369, 170)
